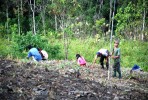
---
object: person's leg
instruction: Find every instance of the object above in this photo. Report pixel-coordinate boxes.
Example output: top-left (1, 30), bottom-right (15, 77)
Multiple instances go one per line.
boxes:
top-left (32, 56), bottom-right (37, 62)
top-left (100, 55), bottom-right (104, 69)
top-left (105, 57), bottom-right (109, 70)
top-left (117, 62), bottom-right (122, 79)
top-left (112, 63), bottom-right (117, 77)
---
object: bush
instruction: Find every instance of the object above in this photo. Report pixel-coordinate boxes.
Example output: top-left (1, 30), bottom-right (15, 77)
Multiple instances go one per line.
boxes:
top-left (11, 31), bottom-right (61, 59)
top-left (0, 39), bottom-right (11, 58)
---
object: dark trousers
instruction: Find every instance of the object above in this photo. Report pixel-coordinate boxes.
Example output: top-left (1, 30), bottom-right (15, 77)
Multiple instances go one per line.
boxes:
top-left (113, 62), bottom-right (121, 78)
top-left (100, 55), bottom-right (109, 69)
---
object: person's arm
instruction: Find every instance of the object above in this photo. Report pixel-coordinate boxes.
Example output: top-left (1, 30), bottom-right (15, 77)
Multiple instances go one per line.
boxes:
top-left (93, 55), bottom-right (98, 64)
top-left (93, 55), bottom-right (98, 63)
top-left (77, 58), bottom-right (80, 65)
top-left (111, 55), bottom-right (120, 59)
top-left (27, 51), bottom-right (32, 59)
top-left (110, 48), bottom-right (114, 56)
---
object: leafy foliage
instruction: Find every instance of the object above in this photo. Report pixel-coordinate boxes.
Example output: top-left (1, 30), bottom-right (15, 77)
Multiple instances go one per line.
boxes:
top-left (0, 0), bottom-right (147, 72)
top-left (10, 31), bottom-right (61, 59)
top-left (0, 39), bottom-right (11, 57)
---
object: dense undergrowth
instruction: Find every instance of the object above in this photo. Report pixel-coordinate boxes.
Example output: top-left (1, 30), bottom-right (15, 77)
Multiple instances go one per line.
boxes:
top-left (0, 34), bottom-right (147, 71)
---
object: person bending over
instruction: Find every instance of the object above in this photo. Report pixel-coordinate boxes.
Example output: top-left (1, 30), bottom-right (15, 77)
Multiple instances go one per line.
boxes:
top-left (27, 45), bottom-right (42, 61)
top-left (93, 48), bottom-right (109, 70)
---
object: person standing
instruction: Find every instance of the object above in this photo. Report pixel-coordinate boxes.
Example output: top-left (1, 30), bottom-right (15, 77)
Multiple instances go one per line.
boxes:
top-left (111, 40), bottom-right (122, 79)
top-left (93, 48), bottom-right (109, 70)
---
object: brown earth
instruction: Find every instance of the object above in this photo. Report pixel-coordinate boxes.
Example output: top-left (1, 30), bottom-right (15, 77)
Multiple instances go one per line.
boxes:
top-left (0, 59), bottom-right (148, 100)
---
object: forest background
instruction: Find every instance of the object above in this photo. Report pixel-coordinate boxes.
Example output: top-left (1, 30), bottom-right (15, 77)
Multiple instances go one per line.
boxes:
top-left (0, 0), bottom-right (147, 71)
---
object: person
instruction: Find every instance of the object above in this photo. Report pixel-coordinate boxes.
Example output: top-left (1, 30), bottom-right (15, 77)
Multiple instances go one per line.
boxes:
top-left (37, 48), bottom-right (48, 60)
top-left (93, 49), bottom-right (109, 70)
top-left (76, 54), bottom-right (86, 66)
top-left (111, 40), bottom-right (121, 79)
top-left (27, 45), bottom-right (42, 61)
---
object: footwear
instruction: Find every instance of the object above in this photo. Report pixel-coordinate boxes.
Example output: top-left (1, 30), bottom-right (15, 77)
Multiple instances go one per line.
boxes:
top-left (119, 76), bottom-right (122, 79)
top-left (112, 75), bottom-right (116, 77)
top-left (112, 72), bottom-right (116, 77)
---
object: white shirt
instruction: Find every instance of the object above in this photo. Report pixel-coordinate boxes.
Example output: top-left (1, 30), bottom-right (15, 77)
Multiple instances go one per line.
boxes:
top-left (98, 49), bottom-right (108, 56)
top-left (41, 50), bottom-right (48, 59)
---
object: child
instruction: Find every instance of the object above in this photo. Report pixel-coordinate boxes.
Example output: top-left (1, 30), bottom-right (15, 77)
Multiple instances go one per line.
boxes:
top-left (76, 54), bottom-right (86, 66)
top-left (111, 40), bottom-right (122, 79)
top-left (93, 49), bottom-right (109, 70)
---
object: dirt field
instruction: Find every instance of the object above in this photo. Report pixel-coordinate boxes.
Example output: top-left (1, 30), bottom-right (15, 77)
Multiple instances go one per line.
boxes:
top-left (0, 59), bottom-right (148, 100)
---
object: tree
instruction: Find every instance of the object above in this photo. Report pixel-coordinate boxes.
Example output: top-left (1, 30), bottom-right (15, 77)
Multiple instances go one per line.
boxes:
top-left (29, 0), bottom-right (36, 35)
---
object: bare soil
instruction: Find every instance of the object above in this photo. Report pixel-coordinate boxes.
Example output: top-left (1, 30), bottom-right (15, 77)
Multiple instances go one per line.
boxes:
top-left (0, 59), bottom-right (148, 100)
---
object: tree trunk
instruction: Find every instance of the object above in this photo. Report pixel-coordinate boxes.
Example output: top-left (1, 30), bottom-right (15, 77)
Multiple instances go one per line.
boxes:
top-left (109, 0), bottom-right (112, 32)
top-left (29, 0), bottom-right (36, 35)
top-left (55, 15), bottom-right (57, 32)
top-left (108, 0), bottom-right (116, 80)
top-left (108, 0), bottom-right (112, 80)
top-left (21, 0), bottom-right (23, 16)
top-left (142, 8), bottom-right (145, 41)
top-left (41, 5), bottom-right (46, 35)
top-left (33, 0), bottom-right (36, 35)
top-left (20, 0), bottom-right (23, 34)
top-left (18, 5), bottom-right (20, 35)
top-left (98, 0), bottom-right (104, 18)
top-left (6, 5), bottom-right (9, 35)
top-left (60, 12), bottom-right (70, 60)
top-left (61, 15), bottom-right (68, 59)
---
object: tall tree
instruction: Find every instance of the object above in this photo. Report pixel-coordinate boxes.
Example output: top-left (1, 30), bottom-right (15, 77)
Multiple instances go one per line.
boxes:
top-left (108, 0), bottom-right (116, 80)
top-left (29, 0), bottom-right (36, 35)
top-left (37, 0), bottom-right (48, 35)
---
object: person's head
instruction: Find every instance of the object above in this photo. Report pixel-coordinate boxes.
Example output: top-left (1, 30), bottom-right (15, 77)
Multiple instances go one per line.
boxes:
top-left (76, 54), bottom-right (81, 59)
top-left (27, 45), bottom-right (33, 50)
top-left (96, 52), bottom-right (101, 57)
top-left (37, 48), bottom-right (42, 51)
top-left (114, 40), bottom-right (119, 48)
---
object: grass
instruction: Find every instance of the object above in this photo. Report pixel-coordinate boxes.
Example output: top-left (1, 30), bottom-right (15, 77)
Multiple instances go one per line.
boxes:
top-left (54, 37), bottom-right (148, 71)
top-left (0, 36), bottom-right (148, 71)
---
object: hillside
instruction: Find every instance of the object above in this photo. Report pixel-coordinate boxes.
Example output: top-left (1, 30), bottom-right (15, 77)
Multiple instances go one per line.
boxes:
top-left (0, 59), bottom-right (148, 100)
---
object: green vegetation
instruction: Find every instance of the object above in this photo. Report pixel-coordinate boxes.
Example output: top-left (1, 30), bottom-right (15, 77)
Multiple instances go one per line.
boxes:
top-left (0, 0), bottom-right (147, 71)
top-left (0, 34), bottom-right (147, 71)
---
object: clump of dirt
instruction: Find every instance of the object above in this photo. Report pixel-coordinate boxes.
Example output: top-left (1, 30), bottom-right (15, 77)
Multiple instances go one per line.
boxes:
top-left (0, 59), bottom-right (148, 100)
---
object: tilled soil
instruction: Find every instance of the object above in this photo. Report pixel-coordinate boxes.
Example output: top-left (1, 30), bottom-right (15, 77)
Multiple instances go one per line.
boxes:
top-left (0, 59), bottom-right (148, 100)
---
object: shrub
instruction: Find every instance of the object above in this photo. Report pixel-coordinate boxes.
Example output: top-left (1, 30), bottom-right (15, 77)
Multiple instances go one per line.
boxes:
top-left (11, 31), bottom-right (61, 59)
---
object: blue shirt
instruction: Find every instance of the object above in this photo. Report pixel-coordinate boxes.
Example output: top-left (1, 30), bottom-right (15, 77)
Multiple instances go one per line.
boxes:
top-left (28, 48), bottom-right (42, 61)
